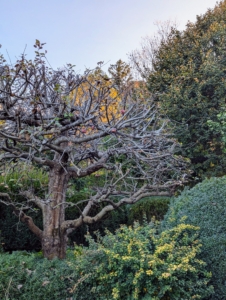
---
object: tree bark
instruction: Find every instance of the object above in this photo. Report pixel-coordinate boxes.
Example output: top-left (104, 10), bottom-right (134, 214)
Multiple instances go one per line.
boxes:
top-left (42, 166), bottom-right (69, 259)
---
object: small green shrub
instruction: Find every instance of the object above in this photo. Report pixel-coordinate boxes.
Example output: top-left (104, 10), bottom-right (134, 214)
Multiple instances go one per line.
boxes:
top-left (70, 222), bottom-right (213, 300)
top-left (162, 176), bottom-right (226, 299)
top-left (127, 197), bottom-right (171, 224)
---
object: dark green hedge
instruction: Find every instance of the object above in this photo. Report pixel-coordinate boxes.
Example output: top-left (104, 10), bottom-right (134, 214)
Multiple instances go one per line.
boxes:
top-left (162, 176), bottom-right (226, 300)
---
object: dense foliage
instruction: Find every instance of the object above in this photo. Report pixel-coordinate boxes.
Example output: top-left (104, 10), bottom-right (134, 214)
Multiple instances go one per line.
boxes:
top-left (70, 222), bottom-right (212, 300)
top-left (0, 222), bottom-right (212, 300)
top-left (207, 111), bottom-right (226, 151)
top-left (127, 196), bottom-right (170, 224)
top-left (148, 0), bottom-right (226, 178)
top-left (162, 176), bottom-right (226, 299)
top-left (0, 251), bottom-right (75, 300)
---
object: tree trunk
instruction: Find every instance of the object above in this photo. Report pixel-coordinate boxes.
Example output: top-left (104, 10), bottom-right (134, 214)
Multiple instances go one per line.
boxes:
top-left (42, 166), bottom-right (69, 259)
top-left (42, 227), bottom-right (67, 259)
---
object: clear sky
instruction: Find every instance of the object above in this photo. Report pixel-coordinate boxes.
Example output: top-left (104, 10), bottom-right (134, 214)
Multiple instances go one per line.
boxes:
top-left (0, 0), bottom-right (219, 73)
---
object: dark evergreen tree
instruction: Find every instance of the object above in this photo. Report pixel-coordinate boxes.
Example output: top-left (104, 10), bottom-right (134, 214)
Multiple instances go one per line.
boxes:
top-left (147, 1), bottom-right (226, 178)
top-left (108, 59), bottom-right (133, 91)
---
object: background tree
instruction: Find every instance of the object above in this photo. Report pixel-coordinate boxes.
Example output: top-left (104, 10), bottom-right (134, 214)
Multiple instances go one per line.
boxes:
top-left (207, 111), bottom-right (226, 150)
top-left (131, 1), bottom-right (226, 178)
top-left (129, 20), bottom-right (177, 80)
top-left (108, 59), bottom-right (133, 91)
top-left (0, 40), bottom-right (186, 259)
top-left (71, 66), bottom-right (122, 124)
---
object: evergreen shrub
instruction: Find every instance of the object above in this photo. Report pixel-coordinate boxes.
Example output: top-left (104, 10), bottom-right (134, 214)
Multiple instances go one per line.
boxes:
top-left (162, 176), bottom-right (226, 299)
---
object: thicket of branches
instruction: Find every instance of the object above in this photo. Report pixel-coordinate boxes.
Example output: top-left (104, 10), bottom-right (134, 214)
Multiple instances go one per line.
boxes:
top-left (0, 40), bottom-right (186, 258)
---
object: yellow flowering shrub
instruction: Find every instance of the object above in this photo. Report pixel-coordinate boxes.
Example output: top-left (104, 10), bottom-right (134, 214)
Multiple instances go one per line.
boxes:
top-left (70, 222), bottom-right (213, 300)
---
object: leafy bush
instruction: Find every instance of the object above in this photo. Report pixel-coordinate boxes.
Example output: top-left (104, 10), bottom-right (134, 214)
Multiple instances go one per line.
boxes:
top-left (0, 223), bottom-right (213, 300)
top-left (0, 251), bottom-right (75, 300)
top-left (162, 176), bottom-right (226, 299)
top-left (70, 222), bottom-right (213, 300)
top-left (127, 197), bottom-right (170, 224)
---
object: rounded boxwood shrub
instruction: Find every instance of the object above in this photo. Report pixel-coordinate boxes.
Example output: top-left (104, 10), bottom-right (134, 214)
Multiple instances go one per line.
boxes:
top-left (162, 176), bottom-right (226, 299)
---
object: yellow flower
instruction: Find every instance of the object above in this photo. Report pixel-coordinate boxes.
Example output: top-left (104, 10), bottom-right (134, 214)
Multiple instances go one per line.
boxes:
top-left (146, 270), bottom-right (153, 275)
top-left (162, 272), bottom-right (171, 278)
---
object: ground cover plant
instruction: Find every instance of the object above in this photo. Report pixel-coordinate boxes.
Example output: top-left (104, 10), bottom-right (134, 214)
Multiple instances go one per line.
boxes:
top-left (162, 176), bottom-right (226, 299)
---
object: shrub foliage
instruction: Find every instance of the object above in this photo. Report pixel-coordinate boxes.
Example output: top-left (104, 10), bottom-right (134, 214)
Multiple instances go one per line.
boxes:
top-left (162, 176), bottom-right (226, 299)
top-left (0, 222), bottom-right (212, 300)
top-left (0, 251), bottom-right (74, 300)
top-left (127, 197), bottom-right (170, 224)
top-left (70, 222), bottom-right (212, 300)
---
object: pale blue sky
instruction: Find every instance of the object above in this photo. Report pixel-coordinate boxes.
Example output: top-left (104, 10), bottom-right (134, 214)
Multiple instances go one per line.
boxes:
top-left (0, 0), bottom-right (219, 73)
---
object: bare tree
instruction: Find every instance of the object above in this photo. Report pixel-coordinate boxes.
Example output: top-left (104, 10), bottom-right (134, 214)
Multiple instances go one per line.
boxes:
top-left (0, 41), bottom-right (186, 259)
top-left (129, 21), bottom-right (178, 79)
